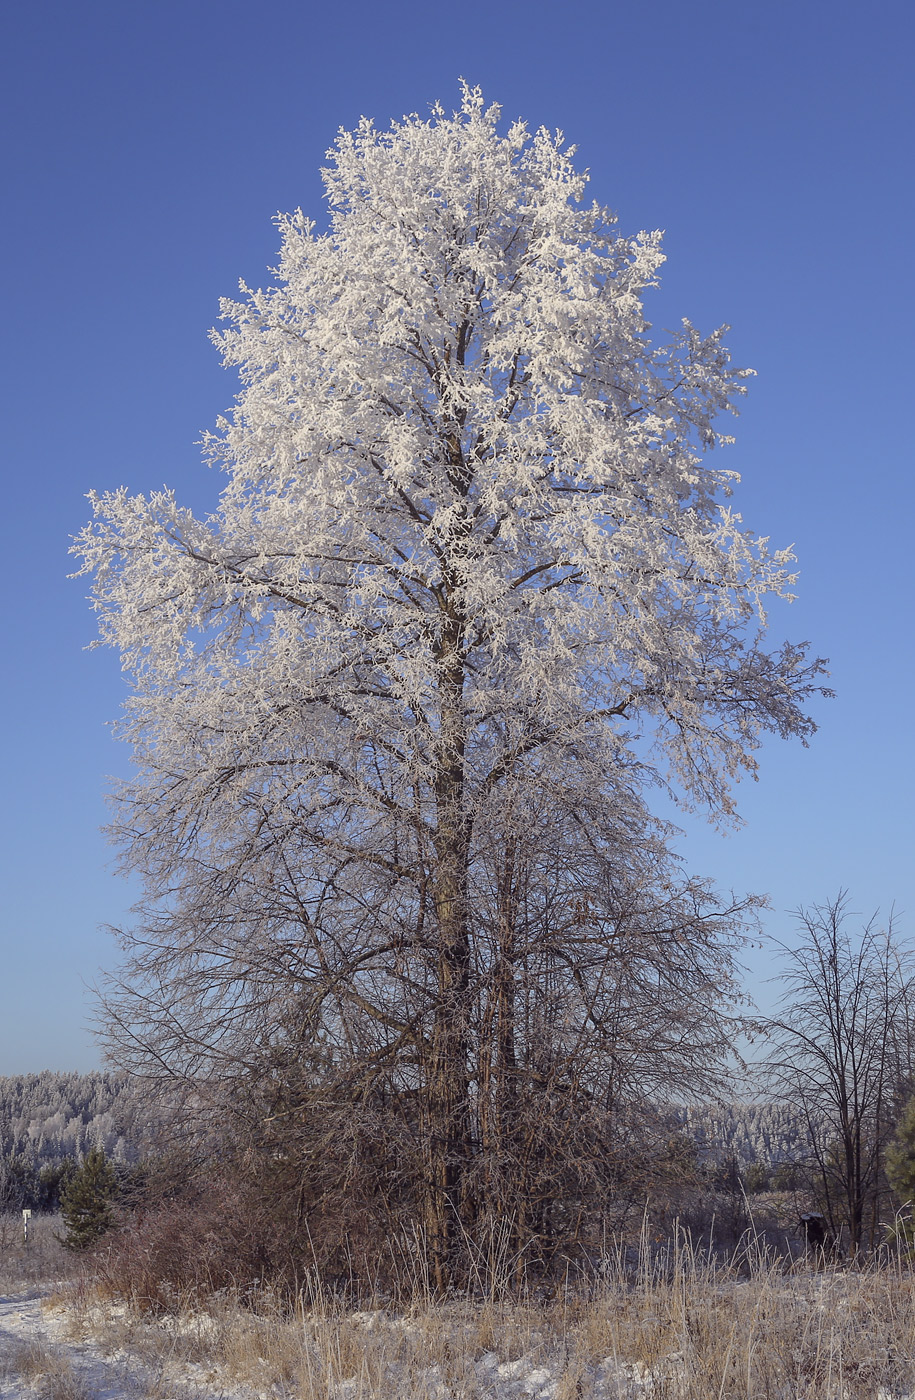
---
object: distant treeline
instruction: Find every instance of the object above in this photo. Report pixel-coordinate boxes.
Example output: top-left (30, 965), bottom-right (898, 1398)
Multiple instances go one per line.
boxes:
top-left (0, 1070), bottom-right (149, 1210)
top-left (677, 1101), bottom-right (813, 1170)
top-left (0, 1071), bottom-right (815, 1214)
top-left (0, 1074), bottom-right (811, 1167)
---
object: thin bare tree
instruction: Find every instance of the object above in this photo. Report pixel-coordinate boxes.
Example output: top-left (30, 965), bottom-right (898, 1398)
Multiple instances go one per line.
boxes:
top-left (763, 894), bottom-right (915, 1255)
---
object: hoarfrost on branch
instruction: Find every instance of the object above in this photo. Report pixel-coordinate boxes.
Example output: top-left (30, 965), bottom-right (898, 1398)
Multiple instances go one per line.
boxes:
top-left (73, 85), bottom-right (828, 1284)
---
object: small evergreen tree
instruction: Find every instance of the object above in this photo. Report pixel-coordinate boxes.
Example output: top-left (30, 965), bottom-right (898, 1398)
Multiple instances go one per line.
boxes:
top-left (59, 1147), bottom-right (117, 1249)
top-left (887, 1097), bottom-right (915, 1228)
top-left (743, 1161), bottom-right (770, 1194)
top-left (772, 1160), bottom-right (803, 1192)
top-left (39, 1157), bottom-right (76, 1211)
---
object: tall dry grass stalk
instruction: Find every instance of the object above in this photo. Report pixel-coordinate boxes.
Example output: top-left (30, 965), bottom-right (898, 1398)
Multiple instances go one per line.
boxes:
top-left (1, 1336), bottom-right (92, 1400)
top-left (61, 1235), bottom-right (915, 1398)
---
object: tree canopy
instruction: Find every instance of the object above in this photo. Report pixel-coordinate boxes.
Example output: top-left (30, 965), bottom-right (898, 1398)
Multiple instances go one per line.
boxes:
top-left (74, 85), bottom-right (827, 1285)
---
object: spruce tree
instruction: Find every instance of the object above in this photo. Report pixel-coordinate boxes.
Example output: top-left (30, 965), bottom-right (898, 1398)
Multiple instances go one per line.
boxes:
top-left (59, 1146), bottom-right (117, 1250)
top-left (887, 1097), bottom-right (915, 1228)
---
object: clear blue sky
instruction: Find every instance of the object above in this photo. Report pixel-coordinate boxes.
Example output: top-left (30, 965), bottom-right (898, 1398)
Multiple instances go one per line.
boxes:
top-left (1, 0), bottom-right (912, 1072)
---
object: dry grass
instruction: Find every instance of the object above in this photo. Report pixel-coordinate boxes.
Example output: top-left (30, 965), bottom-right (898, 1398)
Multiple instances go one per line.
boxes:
top-left (57, 1241), bottom-right (915, 1398)
top-left (1, 1335), bottom-right (92, 1400)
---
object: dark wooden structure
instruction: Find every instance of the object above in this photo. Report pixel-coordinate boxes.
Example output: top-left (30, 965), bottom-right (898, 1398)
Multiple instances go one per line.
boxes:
top-left (799, 1211), bottom-right (840, 1257)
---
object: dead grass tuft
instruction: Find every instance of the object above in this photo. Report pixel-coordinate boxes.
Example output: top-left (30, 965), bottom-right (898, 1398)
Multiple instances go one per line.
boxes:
top-left (43, 1240), bottom-right (915, 1398)
top-left (4, 1336), bottom-right (92, 1400)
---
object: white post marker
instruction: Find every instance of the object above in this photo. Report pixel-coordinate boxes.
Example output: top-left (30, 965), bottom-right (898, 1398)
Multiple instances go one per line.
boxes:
top-left (22, 1208), bottom-right (31, 1244)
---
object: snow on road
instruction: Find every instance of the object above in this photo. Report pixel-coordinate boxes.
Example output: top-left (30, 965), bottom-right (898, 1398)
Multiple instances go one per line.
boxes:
top-left (14, 1283), bottom-right (893, 1400)
top-left (0, 1287), bottom-right (644, 1399)
top-left (0, 1289), bottom-right (248, 1399)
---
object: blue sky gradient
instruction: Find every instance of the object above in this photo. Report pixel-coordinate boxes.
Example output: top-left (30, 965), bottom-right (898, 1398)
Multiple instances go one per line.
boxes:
top-left (1, 0), bottom-right (912, 1071)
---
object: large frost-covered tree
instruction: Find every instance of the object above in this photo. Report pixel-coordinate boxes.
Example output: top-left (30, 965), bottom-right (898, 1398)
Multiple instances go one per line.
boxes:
top-left (75, 86), bottom-right (826, 1284)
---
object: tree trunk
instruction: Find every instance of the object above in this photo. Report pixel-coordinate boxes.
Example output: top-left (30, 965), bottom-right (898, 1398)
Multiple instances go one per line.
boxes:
top-left (495, 843), bottom-right (522, 1278)
top-left (426, 623), bottom-right (471, 1290)
top-left (478, 840), bottom-right (521, 1287)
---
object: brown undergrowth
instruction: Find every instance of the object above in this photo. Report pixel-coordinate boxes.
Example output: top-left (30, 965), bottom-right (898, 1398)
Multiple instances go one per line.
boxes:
top-left (53, 1240), bottom-right (915, 1398)
top-left (2, 1336), bottom-right (92, 1400)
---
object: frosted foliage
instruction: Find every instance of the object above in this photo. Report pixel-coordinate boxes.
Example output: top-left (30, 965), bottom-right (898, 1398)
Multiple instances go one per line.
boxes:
top-left (0, 1072), bottom-right (143, 1166)
top-left (74, 88), bottom-right (824, 963)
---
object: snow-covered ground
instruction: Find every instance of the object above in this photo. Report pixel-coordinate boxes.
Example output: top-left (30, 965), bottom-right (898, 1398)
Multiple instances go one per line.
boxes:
top-left (1, 1282), bottom-right (911, 1399)
top-left (0, 1287), bottom-right (672, 1399)
top-left (0, 1289), bottom-right (251, 1399)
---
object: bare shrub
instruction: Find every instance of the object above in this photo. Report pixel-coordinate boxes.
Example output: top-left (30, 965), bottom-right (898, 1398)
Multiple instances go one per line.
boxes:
top-left (91, 1164), bottom-right (295, 1310)
top-left (763, 894), bottom-right (915, 1256)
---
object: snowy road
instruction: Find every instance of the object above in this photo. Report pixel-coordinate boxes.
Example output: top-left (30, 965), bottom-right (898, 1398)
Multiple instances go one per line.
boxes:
top-left (0, 1288), bottom-right (630, 1398)
top-left (0, 1290), bottom-right (245, 1400)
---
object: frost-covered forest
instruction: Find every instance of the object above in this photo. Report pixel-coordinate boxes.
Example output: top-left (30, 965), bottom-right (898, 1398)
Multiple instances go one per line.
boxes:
top-left (0, 1072), bottom-right (145, 1210)
top-left (0, 1072), bottom-right (138, 1166)
top-left (0, 1069), bottom-right (810, 1196)
top-left (676, 1101), bottom-right (812, 1169)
